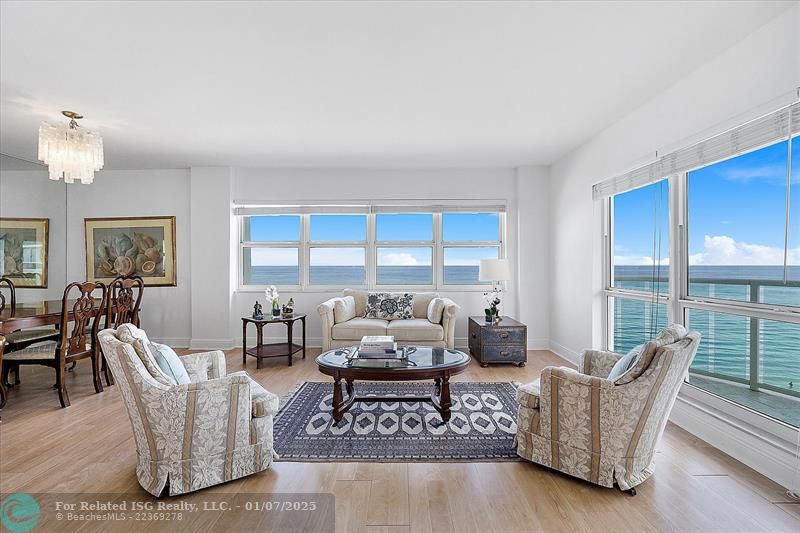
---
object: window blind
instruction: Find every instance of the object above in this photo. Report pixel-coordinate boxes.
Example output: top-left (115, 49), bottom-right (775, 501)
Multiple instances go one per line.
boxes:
top-left (234, 204), bottom-right (370, 216)
top-left (593, 102), bottom-right (800, 200)
top-left (234, 201), bottom-right (506, 215)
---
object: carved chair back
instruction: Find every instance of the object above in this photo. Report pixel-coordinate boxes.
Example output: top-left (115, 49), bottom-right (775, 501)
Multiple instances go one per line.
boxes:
top-left (107, 276), bottom-right (144, 329)
top-left (59, 281), bottom-right (107, 359)
top-left (0, 277), bottom-right (15, 311)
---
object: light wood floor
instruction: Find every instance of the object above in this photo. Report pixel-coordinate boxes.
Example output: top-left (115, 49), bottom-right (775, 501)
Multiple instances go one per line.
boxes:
top-left (1, 348), bottom-right (798, 532)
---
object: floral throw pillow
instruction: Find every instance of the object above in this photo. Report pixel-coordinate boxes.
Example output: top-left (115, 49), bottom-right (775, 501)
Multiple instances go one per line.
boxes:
top-left (365, 292), bottom-right (414, 320)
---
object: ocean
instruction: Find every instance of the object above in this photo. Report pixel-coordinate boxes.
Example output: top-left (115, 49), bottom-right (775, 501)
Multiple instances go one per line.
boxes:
top-left (245, 264), bottom-right (798, 394)
top-left (614, 265), bottom-right (799, 394)
top-left (245, 265), bottom-right (483, 286)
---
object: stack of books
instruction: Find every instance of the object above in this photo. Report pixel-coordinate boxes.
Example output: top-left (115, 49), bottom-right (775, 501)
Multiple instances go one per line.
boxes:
top-left (350, 336), bottom-right (407, 367)
top-left (358, 336), bottom-right (399, 357)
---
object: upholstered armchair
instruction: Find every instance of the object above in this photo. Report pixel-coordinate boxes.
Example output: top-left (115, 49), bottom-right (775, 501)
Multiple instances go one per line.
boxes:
top-left (515, 325), bottom-right (700, 493)
top-left (98, 324), bottom-right (279, 496)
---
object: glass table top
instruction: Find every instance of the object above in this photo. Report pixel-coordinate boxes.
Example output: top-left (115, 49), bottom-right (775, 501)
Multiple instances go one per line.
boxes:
top-left (317, 346), bottom-right (469, 370)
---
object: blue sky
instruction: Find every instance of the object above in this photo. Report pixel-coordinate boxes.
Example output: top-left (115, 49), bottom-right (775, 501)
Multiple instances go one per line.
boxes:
top-left (248, 212), bottom-right (500, 266)
top-left (614, 137), bottom-right (799, 267)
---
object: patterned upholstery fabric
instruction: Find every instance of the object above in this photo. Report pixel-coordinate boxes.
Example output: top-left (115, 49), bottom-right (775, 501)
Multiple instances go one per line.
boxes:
top-left (516, 326), bottom-right (700, 491)
top-left (516, 378), bottom-right (540, 409)
top-left (365, 292), bottom-right (414, 320)
top-left (97, 325), bottom-right (278, 496)
top-left (228, 371), bottom-right (280, 418)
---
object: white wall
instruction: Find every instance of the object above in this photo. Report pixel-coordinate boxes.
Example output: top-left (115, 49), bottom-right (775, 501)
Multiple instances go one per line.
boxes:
top-left (0, 171), bottom-right (67, 302)
top-left (218, 166), bottom-right (550, 349)
top-left (0, 168), bottom-right (192, 343)
top-left (66, 169), bottom-right (192, 344)
top-left (547, 6), bottom-right (800, 360)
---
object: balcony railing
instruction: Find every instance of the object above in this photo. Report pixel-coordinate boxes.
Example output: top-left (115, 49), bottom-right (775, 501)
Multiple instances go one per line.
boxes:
top-left (614, 275), bottom-right (800, 399)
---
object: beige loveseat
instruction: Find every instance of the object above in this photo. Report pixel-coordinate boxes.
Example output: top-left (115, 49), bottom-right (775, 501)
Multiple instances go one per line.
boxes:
top-left (318, 289), bottom-right (459, 350)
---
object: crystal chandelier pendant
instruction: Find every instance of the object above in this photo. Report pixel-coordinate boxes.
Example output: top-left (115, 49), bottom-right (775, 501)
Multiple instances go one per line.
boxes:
top-left (37, 111), bottom-right (104, 184)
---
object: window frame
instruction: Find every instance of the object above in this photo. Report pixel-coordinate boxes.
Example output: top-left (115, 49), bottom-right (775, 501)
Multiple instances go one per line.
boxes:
top-left (601, 148), bottom-right (800, 401)
top-left (601, 177), bottom-right (674, 352)
top-left (237, 208), bottom-right (506, 292)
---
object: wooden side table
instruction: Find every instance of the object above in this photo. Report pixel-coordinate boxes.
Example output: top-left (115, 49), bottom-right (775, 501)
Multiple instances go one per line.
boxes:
top-left (468, 315), bottom-right (527, 367)
top-left (242, 314), bottom-right (306, 368)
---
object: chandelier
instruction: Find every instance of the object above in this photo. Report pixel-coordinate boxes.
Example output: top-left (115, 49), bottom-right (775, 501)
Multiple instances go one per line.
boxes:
top-left (38, 111), bottom-right (104, 184)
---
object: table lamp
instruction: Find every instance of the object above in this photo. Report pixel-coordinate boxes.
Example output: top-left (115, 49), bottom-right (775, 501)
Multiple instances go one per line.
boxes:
top-left (479, 258), bottom-right (510, 321)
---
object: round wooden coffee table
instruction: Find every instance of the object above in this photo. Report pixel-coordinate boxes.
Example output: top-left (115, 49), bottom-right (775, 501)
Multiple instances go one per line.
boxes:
top-left (316, 346), bottom-right (470, 422)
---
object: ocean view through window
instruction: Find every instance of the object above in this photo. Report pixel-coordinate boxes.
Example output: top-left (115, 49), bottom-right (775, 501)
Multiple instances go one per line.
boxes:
top-left (605, 132), bottom-right (800, 427)
top-left (238, 207), bottom-right (505, 290)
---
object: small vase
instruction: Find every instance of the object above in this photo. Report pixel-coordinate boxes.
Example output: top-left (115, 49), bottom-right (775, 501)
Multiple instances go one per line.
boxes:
top-left (272, 306), bottom-right (281, 318)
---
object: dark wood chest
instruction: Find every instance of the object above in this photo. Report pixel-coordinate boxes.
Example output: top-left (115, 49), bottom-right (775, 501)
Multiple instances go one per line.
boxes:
top-left (468, 316), bottom-right (527, 367)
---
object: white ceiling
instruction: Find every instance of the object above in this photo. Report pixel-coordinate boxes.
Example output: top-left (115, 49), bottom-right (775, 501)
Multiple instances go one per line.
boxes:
top-left (0, 1), bottom-right (793, 169)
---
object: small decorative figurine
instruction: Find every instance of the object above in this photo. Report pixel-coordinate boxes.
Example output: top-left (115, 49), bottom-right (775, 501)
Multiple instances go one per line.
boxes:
top-left (282, 297), bottom-right (295, 318)
top-left (252, 301), bottom-right (264, 320)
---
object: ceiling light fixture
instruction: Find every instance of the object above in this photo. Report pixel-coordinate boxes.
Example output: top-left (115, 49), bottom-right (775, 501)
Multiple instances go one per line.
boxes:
top-left (38, 110), bottom-right (104, 184)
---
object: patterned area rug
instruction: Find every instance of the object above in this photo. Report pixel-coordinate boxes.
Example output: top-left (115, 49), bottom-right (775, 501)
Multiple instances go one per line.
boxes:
top-left (273, 381), bottom-right (521, 462)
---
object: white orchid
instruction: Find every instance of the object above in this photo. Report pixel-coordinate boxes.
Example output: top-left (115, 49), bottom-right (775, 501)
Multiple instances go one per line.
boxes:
top-left (265, 285), bottom-right (280, 308)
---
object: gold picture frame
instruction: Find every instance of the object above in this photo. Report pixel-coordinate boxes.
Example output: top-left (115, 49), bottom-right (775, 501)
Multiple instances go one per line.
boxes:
top-left (85, 216), bottom-right (176, 287)
top-left (0, 217), bottom-right (49, 288)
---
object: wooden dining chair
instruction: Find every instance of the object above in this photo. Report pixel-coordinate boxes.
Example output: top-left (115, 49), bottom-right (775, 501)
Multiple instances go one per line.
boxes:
top-left (101, 276), bottom-right (144, 385)
top-left (0, 335), bottom-right (7, 419)
top-left (0, 277), bottom-right (60, 357)
top-left (2, 281), bottom-right (108, 408)
top-left (0, 277), bottom-right (16, 310)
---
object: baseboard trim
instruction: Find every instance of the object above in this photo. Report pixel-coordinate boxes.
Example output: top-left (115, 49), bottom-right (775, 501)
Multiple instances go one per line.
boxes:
top-left (548, 340), bottom-right (581, 366)
top-left (151, 337), bottom-right (191, 348)
top-left (670, 384), bottom-right (798, 490)
top-left (527, 338), bottom-right (550, 350)
top-left (189, 338), bottom-right (235, 351)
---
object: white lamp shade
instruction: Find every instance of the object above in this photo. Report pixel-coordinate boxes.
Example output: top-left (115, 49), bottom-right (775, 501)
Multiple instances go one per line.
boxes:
top-left (479, 258), bottom-right (510, 281)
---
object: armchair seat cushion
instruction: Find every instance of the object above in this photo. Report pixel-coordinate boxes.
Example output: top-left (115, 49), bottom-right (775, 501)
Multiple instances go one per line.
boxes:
top-left (229, 371), bottom-right (280, 418)
top-left (331, 318), bottom-right (389, 340)
top-left (387, 319), bottom-right (444, 342)
top-left (516, 379), bottom-right (540, 409)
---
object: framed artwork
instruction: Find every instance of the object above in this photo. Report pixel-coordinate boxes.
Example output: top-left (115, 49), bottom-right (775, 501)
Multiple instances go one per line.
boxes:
top-left (0, 217), bottom-right (49, 288)
top-left (85, 216), bottom-right (176, 286)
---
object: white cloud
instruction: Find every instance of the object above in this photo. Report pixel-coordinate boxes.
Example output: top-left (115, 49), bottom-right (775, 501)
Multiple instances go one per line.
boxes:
top-left (720, 163), bottom-right (787, 184)
top-left (614, 255), bottom-right (669, 266)
top-left (689, 235), bottom-right (800, 266)
top-left (250, 248), bottom-right (298, 266)
top-left (379, 252), bottom-right (419, 266)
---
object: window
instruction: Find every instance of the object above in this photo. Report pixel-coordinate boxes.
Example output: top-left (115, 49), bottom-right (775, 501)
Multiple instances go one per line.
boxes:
top-left (612, 181), bottom-right (669, 296)
top-left (377, 247), bottom-right (432, 285)
top-left (309, 247), bottom-right (366, 285)
top-left (376, 213), bottom-right (432, 241)
top-left (241, 215), bottom-right (301, 287)
top-left (598, 110), bottom-right (800, 427)
top-left (442, 213), bottom-right (502, 285)
top-left (310, 214), bottom-right (366, 242)
top-left (608, 297), bottom-right (668, 354)
top-left (682, 137), bottom-right (800, 422)
top-left (604, 179), bottom-right (671, 355)
top-left (687, 140), bottom-right (798, 308)
top-left (243, 215), bottom-right (300, 242)
top-left (443, 213), bottom-right (499, 241)
top-left (238, 207), bottom-right (505, 290)
top-left (243, 247), bottom-right (299, 285)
